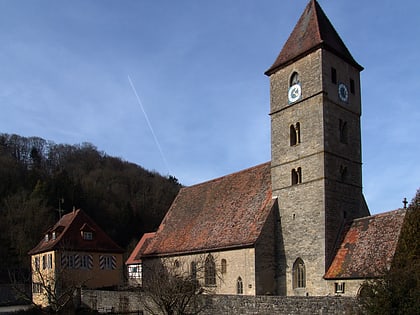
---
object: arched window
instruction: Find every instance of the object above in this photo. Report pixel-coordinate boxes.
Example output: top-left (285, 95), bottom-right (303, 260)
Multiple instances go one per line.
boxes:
top-left (290, 123), bottom-right (301, 146)
top-left (190, 261), bottom-right (197, 280)
top-left (291, 168), bottom-right (302, 185)
top-left (290, 124), bottom-right (297, 146)
top-left (205, 254), bottom-right (216, 286)
top-left (296, 122), bottom-right (301, 144)
top-left (292, 169), bottom-right (298, 185)
top-left (340, 165), bottom-right (348, 182)
top-left (221, 259), bottom-right (227, 274)
top-left (339, 119), bottom-right (348, 144)
top-left (297, 167), bottom-right (302, 183)
top-left (237, 277), bottom-right (243, 294)
top-left (174, 259), bottom-right (180, 268)
top-left (290, 72), bottom-right (299, 86)
top-left (293, 258), bottom-right (306, 289)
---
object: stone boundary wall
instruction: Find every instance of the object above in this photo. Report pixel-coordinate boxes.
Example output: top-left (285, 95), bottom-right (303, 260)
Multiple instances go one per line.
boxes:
top-left (199, 295), bottom-right (360, 315)
top-left (81, 289), bottom-right (360, 315)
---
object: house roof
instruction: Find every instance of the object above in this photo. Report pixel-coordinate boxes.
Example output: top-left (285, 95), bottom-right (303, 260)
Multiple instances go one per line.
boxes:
top-left (125, 232), bottom-right (156, 265)
top-left (325, 209), bottom-right (407, 279)
top-left (140, 162), bottom-right (274, 257)
top-left (28, 208), bottom-right (124, 255)
top-left (265, 0), bottom-right (363, 76)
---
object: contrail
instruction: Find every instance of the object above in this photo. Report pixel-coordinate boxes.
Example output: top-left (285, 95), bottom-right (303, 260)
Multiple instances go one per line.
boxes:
top-left (128, 75), bottom-right (171, 175)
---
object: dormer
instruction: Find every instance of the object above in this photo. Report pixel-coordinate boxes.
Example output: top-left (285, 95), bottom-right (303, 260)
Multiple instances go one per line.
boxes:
top-left (44, 228), bottom-right (53, 242)
top-left (80, 223), bottom-right (95, 241)
top-left (52, 226), bottom-right (65, 241)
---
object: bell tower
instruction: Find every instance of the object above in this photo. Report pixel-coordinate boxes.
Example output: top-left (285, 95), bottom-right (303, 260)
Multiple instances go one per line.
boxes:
top-left (265, 0), bottom-right (370, 295)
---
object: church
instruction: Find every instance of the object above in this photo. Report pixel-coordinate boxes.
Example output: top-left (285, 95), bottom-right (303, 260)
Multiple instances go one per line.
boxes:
top-left (127, 0), bottom-right (407, 297)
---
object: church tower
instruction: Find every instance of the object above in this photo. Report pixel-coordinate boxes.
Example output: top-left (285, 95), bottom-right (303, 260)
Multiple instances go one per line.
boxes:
top-left (265, 0), bottom-right (370, 295)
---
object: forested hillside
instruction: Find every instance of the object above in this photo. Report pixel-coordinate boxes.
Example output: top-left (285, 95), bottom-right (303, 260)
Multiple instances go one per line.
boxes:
top-left (0, 133), bottom-right (181, 281)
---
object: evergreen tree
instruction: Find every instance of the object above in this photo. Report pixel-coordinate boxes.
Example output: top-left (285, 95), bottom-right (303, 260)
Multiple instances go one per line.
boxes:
top-left (359, 189), bottom-right (420, 314)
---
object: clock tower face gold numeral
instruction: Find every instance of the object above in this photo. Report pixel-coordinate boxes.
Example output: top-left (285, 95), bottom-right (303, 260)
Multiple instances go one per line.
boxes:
top-left (288, 84), bottom-right (302, 103)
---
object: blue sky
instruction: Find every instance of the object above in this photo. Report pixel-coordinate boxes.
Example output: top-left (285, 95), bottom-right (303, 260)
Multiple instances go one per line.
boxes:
top-left (1, 0), bottom-right (419, 214)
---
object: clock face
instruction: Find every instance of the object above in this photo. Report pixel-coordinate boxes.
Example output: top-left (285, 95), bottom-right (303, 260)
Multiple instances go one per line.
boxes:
top-left (338, 83), bottom-right (349, 102)
top-left (288, 84), bottom-right (302, 103)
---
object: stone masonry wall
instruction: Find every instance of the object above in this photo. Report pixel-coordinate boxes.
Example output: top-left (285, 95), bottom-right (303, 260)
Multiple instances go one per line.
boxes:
top-left (81, 290), bottom-right (361, 315)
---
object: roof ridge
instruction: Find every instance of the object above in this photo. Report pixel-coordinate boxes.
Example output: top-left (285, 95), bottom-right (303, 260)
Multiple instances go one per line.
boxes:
top-left (185, 161), bottom-right (271, 189)
top-left (351, 208), bottom-right (406, 223)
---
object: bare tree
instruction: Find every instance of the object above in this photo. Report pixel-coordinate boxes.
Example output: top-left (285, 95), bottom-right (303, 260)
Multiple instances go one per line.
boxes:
top-left (140, 254), bottom-right (222, 315)
top-left (10, 250), bottom-right (91, 313)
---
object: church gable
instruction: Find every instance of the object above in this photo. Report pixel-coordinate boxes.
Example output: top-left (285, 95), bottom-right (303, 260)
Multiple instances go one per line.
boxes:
top-left (325, 209), bottom-right (407, 279)
top-left (142, 162), bottom-right (274, 257)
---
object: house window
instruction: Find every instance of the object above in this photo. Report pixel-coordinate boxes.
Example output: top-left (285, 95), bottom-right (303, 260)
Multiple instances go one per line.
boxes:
top-left (237, 277), bottom-right (243, 294)
top-left (81, 255), bottom-right (93, 269)
top-left (129, 264), bottom-right (142, 279)
top-left (67, 255), bottom-right (76, 268)
top-left (62, 254), bottom-right (82, 269)
top-left (42, 254), bottom-right (52, 270)
top-left (293, 258), bottom-right (306, 289)
top-left (331, 67), bottom-right (337, 84)
top-left (335, 282), bottom-right (345, 294)
top-left (204, 254), bottom-right (216, 286)
top-left (291, 168), bottom-right (302, 185)
top-left (32, 283), bottom-right (42, 294)
top-left (44, 234), bottom-right (49, 242)
top-left (221, 259), bottom-right (227, 274)
top-left (100, 255), bottom-right (116, 270)
top-left (52, 232), bottom-right (56, 240)
top-left (34, 257), bottom-right (40, 271)
top-left (82, 231), bottom-right (93, 240)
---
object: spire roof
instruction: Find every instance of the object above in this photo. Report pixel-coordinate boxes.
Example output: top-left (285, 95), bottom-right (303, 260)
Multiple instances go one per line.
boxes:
top-left (265, 0), bottom-right (363, 76)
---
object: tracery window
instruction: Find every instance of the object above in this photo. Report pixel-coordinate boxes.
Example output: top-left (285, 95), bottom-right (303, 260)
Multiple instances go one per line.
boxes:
top-left (204, 254), bottom-right (216, 286)
top-left (293, 258), bottom-right (306, 289)
top-left (237, 277), bottom-right (243, 294)
top-left (221, 259), bottom-right (227, 274)
top-left (191, 261), bottom-right (197, 280)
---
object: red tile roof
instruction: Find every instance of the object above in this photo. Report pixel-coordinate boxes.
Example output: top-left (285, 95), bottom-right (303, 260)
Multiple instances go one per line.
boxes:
top-left (325, 209), bottom-right (407, 279)
top-left (265, 0), bottom-right (363, 76)
top-left (140, 162), bottom-right (274, 257)
top-left (28, 209), bottom-right (124, 255)
top-left (125, 232), bottom-right (156, 265)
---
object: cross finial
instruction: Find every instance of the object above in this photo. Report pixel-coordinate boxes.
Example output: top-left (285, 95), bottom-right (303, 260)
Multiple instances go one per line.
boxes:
top-left (403, 197), bottom-right (408, 209)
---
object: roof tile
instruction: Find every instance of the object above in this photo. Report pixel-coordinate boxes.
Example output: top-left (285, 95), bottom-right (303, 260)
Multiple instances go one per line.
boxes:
top-left (141, 162), bottom-right (273, 257)
top-left (325, 209), bottom-right (407, 279)
top-left (28, 209), bottom-right (124, 255)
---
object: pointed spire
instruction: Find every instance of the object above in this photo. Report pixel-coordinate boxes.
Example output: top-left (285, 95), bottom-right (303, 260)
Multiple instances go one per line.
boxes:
top-left (265, 0), bottom-right (363, 76)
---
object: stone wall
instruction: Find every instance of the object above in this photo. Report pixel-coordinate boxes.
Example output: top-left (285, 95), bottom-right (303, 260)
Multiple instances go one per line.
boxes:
top-left (200, 295), bottom-right (360, 315)
top-left (81, 290), bottom-right (360, 315)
